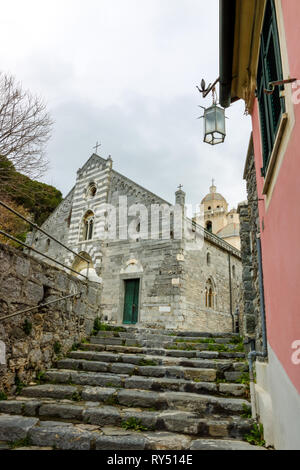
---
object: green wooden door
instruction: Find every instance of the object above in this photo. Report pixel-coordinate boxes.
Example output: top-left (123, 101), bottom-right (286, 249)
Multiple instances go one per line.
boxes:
top-left (123, 279), bottom-right (140, 324)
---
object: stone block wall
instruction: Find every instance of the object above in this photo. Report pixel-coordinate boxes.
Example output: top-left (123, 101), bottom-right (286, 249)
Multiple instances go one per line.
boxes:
top-left (182, 238), bottom-right (242, 333)
top-left (239, 136), bottom-right (262, 348)
top-left (100, 238), bottom-right (186, 330)
top-left (0, 243), bottom-right (102, 394)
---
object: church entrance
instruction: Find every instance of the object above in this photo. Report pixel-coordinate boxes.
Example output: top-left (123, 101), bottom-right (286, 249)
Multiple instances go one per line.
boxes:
top-left (123, 279), bottom-right (140, 324)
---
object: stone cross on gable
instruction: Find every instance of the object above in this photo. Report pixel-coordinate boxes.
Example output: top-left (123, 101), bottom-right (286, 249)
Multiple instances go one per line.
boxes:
top-left (93, 141), bottom-right (101, 154)
top-left (178, 184), bottom-right (183, 191)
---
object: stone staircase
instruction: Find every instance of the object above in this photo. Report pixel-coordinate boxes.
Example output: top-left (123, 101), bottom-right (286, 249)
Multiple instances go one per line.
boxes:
top-left (0, 326), bottom-right (265, 450)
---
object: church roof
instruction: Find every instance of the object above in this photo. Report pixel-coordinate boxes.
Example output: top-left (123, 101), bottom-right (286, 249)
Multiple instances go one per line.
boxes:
top-left (201, 183), bottom-right (227, 204)
top-left (217, 222), bottom-right (240, 238)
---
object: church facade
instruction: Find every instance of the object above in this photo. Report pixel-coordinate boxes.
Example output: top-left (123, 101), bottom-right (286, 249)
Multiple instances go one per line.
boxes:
top-left (29, 153), bottom-right (242, 332)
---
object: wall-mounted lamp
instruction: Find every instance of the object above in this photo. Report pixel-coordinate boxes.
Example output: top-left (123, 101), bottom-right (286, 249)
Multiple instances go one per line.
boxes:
top-left (197, 78), bottom-right (226, 145)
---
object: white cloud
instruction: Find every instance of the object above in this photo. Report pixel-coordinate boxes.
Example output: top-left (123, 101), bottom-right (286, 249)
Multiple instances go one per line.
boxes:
top-left (0, 0), bottom-right (251, 209)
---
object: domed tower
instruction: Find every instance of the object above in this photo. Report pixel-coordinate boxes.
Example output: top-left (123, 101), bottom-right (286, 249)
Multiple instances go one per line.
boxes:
top-left (201, 181), bottom-right (228, 234)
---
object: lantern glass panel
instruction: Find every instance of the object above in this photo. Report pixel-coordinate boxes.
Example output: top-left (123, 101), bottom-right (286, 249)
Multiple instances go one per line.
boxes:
top-left (216, 106), bottom-right (225, 134)
top-left (203, 104), bottom-right (226, 145)
top-left (204, 107), bottom-right (216, 134)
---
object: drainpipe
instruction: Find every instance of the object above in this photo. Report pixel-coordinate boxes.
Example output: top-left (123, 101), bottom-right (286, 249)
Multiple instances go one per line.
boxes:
top-left (228, 253), bottom-right (234, 332)
top-left (248, 234), bottom-right (268, 419)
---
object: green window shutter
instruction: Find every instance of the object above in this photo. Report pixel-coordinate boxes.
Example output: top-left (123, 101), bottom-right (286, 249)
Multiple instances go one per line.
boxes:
top-left (257, 0), bottom-right (285, 175)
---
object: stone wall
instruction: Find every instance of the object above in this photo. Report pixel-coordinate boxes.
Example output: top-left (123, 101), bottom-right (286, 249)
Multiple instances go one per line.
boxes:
top-left (239, 135), bottom-right (262, 348)
top-left (0, 243), bottom-right (101, 394)
top-left (182, 237), bottom-right (242, 333)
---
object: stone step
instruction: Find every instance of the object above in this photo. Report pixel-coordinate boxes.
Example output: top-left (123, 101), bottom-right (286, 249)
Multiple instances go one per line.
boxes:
top-left (45, 369), bottom-right (247, 397)
top-left (19, 383), bottom-right (250, 416)
top-left (44, 367), bottom-right (247, 396)
top-left (57, 359), bottom-right (219, 382)
top-left (80, 342), bottom-right (246, 360)
top-left (0, 399), bottom-right (253, 439)
top-left (59, 356), bottom-right (248, 383)
top-left (95, 331), bottom-right (237, 345)
top-left (90, 336), bottom-right (243, 351)
top-left (190, 439), bottom-right (265, 451)
top-left (92, 325), bottom-right (240, 339)
top-left (67, 350), bottom-right (248, 374)
top-left (0, 414), bottom-right (193, 450)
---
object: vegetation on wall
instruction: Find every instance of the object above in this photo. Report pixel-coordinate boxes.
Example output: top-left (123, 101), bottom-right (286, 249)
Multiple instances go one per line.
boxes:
top-left (0, 158), bottom-right (62, 244)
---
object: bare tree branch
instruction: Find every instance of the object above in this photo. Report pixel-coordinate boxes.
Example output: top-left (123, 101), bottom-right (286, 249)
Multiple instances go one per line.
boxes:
top-left (0, 72), bottom-right (53, 185)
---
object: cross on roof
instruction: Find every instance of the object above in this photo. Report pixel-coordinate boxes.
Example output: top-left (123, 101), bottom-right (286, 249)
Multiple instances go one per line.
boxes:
top-left (212, 178), bottom-right (215, 187)
top-left (178, 184), bottom-right (183, 191)
top-left (93, 141), bottom-right (101, 154)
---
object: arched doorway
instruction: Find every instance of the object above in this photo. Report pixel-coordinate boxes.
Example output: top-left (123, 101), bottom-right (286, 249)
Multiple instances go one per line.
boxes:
top-left (71, 251), bottom-right (101, 283)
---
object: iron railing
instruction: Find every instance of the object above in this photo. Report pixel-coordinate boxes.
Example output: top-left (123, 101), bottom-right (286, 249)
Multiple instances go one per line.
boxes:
top-left (0, 200), bottom-right (90, 279)
top-left (0, 199), bottom-right (93, 322)
top-left (0, 293), bottom-right (82, 322)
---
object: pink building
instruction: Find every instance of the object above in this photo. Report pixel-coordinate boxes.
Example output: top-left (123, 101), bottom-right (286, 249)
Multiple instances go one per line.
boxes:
top-left (219, 0), bottom-right (300, 449)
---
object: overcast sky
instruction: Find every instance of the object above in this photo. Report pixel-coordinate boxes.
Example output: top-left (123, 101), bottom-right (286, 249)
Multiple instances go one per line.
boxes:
top-left (1, 0), bottom-right (252, 210)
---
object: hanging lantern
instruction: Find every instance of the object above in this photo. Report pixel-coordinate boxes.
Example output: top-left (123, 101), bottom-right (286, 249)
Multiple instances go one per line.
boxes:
top-left (203, 104), bottom-right (226, 145)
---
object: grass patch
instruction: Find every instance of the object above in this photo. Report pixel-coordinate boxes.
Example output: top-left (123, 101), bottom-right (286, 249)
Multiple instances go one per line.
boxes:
top-left (71, 343), bottom-right (81, 351)
top-left (53, 341), bottom-right (62, 355)
top-left (236, 372), bottom-right (250, 385)
top-left (92, 318), bottom-right (126, 335)
top-left (71, 391), bottom-right (82, 402)
top-left (15, 375), bottom-right (26, 395)
top-left (104, 395), bottom-right (118, 406)
top-left (216, 378), bottom-right (227, 384)
top-left (35, 370), bottom-right (47, 385)
top-left (81, 338), bottom-right (89, 344)
top-left (9, 436), bottom-right (32, 449)
top-left (176, 338), bottom-right (215, 345)
top-left (234, 343), bottom-right (245, 352)
top-left (244, 423), bottom-right (265, 447)
top-left (23, 319), bottom-right (32, 336)
top-left (138, 359), bottom-right (157, 367)
top-left (0, 391), bottom-right (8, 401)
top-left (241, 403), bottom-right (252, 419)
top-left (229, 336), bottom-right (244, 345)
top-left (121, 417), bottom-right (148, 432)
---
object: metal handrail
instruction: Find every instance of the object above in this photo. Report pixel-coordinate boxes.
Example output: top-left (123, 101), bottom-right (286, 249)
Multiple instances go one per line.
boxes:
top-left (0, 230), bottom-right (89, 279)
top-left (0, 200), bottom-right (90, 279)
top-left (0, 292), bottom-right (82, 322)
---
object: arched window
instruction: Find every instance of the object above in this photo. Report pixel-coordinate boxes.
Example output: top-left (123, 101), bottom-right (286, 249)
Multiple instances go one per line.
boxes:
top-left (82, 211), bottom-right (94, 241)
top-left (208, 287), bottom-right (213, 308)
top-left (87, 182), bottom-right (97, 198)
top-left (206, 221), bottom-right (212, 233)
top-left (205, 279), bottom-right (215, 309)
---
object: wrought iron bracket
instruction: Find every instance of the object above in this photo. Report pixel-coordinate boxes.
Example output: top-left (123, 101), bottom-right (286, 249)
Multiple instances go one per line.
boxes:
top-left (264, 78), bottom-right (297, 95)
top-left (197, 77), bottom-right (220, 99)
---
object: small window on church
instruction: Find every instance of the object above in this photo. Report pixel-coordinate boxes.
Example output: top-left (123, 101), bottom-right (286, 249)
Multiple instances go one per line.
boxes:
top-left (82, 211), bottom-right (94, 241)
top-left (206, 221), bottom-right (212, 233)
top-left (208, 206), bottom-right (212, 211)
top-left (205, 279), bottom-right (215, 309)
top-left (232, 265), bottom-right (236, 278)
top-left (207, 253), bottom-right (211, 266)
top-left (87, 182), bottom-right (97, 198)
